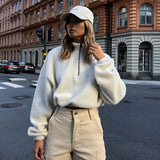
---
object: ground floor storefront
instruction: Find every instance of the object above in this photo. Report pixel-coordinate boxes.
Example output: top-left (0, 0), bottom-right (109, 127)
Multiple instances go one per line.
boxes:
top-left (111, 31), bottom-right (160, 80)
top-left (21, 35), bottom-right (109, 68)
top-left (0, 46), bottom-right (21, 62)
top-left (5, 32), bottom-right (160, 80)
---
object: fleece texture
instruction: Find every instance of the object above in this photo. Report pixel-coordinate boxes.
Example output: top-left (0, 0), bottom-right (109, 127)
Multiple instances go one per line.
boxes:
top-left (28, 43), bottom-right (126, 140)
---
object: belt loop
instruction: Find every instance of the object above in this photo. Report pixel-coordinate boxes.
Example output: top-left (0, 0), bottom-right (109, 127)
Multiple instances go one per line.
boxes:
top-left (88, 109), bottom-right (92, 120)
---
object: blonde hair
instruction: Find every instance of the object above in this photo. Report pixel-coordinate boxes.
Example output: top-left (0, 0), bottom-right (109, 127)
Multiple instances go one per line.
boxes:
top-left (60, 20), bottom-right (95, 64)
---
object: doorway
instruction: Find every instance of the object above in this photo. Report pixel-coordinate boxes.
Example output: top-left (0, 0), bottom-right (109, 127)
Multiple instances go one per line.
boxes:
top-left (118, 42), bottom-right (127, 72)
top-left (139, 42), bottom-right (152, 72)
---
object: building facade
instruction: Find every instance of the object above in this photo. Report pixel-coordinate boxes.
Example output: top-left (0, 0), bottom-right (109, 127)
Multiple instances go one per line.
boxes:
top-left (110, 0), bottom-right (160, 79)
top-left (0, 0), bottom-right (160, 79)
top-left (22, 0), bottom-right (109, 68)
top-left (0, 0), bottom-right (23, 62)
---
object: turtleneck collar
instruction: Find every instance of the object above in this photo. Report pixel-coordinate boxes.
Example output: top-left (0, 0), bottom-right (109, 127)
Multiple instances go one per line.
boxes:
top-left (72, 42), bottom-right (85, 48)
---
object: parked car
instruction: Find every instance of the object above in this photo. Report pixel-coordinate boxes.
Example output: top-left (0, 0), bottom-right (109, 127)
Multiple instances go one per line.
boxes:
top-left (19, 62), bottom-right (35, 73)
top-left (0, 60), bottom-right (20, 73)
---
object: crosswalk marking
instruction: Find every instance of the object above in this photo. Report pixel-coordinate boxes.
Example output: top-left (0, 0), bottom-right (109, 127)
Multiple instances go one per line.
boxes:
top-left (0, 82), bottom-right (24, 89)
top-left (8, 78), bottom-right (27, 82)
top-left (0, 86), bottom-right (6, 89)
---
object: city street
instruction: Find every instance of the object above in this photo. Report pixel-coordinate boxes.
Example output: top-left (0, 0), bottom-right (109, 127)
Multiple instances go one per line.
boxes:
top-left (0, 72), bottom-right (160, 160)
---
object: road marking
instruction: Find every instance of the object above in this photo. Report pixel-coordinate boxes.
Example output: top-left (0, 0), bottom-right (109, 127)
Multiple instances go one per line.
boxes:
top-left (30, 80), bottom-right (38, 87)
top-left (1, 82), bottom-right (24, 88)
top-left (8, 78), bottom-right (27, 82)
top-left (0, 86), bottom-right (6, 89)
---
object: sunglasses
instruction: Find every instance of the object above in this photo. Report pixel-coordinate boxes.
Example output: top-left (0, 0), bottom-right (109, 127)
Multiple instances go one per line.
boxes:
top-left (66, 17), bottom-right (84, 24)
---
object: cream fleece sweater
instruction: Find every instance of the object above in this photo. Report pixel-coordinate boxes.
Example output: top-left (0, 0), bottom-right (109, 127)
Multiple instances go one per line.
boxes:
top-left (28, 43), bottom-right (126, 140)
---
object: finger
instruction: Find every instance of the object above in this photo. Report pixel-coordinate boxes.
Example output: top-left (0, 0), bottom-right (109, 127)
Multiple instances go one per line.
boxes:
top-left (40, 147), bottom-right (44, 159)
top-left (90, 42), bottom-right (99, 47)
top-left (89, 45), bottom-right (97, 51)
top-left (34, 147), bottom-right (41, 160)
top-left (34, 152), bottom-right (41, 160)
top-left (90, 44), bottom-right (97, 49)
top-left (88, 48), bottom-right (95, 54)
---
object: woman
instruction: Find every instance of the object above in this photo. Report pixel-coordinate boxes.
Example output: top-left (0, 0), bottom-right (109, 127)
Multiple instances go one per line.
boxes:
top-left (28, 6), bottom-right (126, 160)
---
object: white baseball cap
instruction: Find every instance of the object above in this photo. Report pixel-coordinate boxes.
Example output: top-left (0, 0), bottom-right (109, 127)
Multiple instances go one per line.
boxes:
top-left (61, 6), bottom-right (94, 24)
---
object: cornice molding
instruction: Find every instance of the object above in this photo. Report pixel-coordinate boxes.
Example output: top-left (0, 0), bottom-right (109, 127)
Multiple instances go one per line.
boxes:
top-left (88, 0), bottom-right (107, 9)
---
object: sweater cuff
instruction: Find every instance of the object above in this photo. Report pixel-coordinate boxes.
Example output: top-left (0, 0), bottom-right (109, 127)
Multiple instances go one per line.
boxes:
top-left (34, 136), bottom-right (45, 140)
top-left (97, 54), bottom-right (112, 64)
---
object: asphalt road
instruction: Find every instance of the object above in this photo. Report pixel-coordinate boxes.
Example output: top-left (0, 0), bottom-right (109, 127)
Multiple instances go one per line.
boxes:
top-left (0, 72), bottom-right (160, 160)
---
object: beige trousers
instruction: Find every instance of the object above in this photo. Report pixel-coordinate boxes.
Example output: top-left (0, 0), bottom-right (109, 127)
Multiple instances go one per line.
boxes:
top-left (45, 107), bottom-right (106, 160)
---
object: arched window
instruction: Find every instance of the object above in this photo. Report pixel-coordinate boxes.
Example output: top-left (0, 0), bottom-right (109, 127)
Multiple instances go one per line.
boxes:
top-left (139, 42), bottom-right (152, 72)
top-left (140, 3), bottom-right (153, 25)
top-left (30, 51), bottom-right (32, 63)
top-left (118, 43), bottom-right (127, 72)
top-left (93, 15), bottom-right (99, 32)
top-left (118, 7), bottom-right (128, 27)
top-left (24, 52), bottom-right (27, 62)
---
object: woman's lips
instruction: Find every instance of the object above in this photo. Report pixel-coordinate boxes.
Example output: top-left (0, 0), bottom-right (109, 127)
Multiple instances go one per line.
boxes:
top-left (69, 29), bottom-right (75, 32)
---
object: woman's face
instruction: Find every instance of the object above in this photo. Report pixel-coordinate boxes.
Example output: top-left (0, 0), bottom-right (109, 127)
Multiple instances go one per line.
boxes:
top-left (66, 15), bottom-right (85, 43)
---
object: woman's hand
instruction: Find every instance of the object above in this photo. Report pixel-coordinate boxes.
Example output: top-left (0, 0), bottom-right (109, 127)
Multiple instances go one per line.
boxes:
top-left (88, 42), bottom-right (105, 60)
top-left (33, 140), bottom-right (44, 160)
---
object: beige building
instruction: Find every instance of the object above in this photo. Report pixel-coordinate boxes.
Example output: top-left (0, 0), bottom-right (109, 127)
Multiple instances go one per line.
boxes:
top-left (0, 0), bottom-right (23, 62)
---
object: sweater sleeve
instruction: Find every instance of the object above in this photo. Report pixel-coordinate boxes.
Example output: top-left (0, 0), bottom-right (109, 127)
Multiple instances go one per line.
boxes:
top-left (94, 54), bottom-right (126, 105)
top-left (27, 52), bottom-right (56, 140)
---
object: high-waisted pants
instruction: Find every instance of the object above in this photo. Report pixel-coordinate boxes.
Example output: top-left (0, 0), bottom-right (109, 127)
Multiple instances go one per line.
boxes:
top-left (45, 107), bottom-right (106, 160)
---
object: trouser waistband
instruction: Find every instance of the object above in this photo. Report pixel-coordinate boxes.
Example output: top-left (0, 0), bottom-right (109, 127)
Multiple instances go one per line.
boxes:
top-left (54, 106), bottom-right (98, 119)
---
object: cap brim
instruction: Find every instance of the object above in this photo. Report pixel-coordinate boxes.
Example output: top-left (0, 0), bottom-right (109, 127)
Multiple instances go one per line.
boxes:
top-left (60, 12), bottom-right (87, 21)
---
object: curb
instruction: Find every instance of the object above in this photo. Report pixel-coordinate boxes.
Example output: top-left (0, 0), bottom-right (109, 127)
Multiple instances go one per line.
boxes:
top-left (30, 80), bottom-right (38, 87)
top-left (123, 79), bottom-right (160, 85)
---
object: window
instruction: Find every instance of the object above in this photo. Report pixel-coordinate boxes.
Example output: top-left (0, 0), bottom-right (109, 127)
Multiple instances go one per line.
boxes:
top-left (14, 51), bottom-right (16, 61)
top-left (58, 24), bottom-right (62, 39)
top-left (140, 3), bottom-right (153, 25)
top-left (25, 16), bottom-right (28, 26)
top-left (68, 0), bottom-right (73, 11)
top-left (15, 19), bottom-right (17, 27)
top-left (32, 0), bottom-right (34, 5)
top-left (118, 43), bottom-right (127, 72)
top-left (30, 32), bottom-right (33, 43)
top-left (12, 5), bottom-right (15, 13)
top-left (139, 42), bottom-right (152, 72)
top-left (118, 7), bottom-right (128, 27)
top-left (16, 3), bottom-right (18, 12)
top-left (50, 5), bottom-right (54, 17)
top-left (26, 0), bottom-right (29, 8)
top-left (43, 8), bottom-right (46, 20)
top-left (37, 0), bottom-right (40, 2)
top-left (79, 0), bottom-right (85, 6)
top-left (19, 0), bottom-right (21, 9)
top-left (36, 11), bottom-right (40, 22)
top-left (93, 15), bottom-right (99, 32)
top-left (19, 17), bottom-right (21, 26)
top-left (30, 51), bottom-right (32, 63)
top-left (25, 34), bottom-right (28, 44)
top-left (59, 1), bottom-right (63, 14)
top-left (36, 31), bottom-right (39, 42)
top-left (31, 14), bottom-right (33, 24)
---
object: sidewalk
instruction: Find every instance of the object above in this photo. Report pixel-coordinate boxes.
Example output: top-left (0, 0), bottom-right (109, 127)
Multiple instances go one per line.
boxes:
top-left (123, 79), bottom-right (160, 85)
top-left (30, 79), bottom-right (160, 87)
